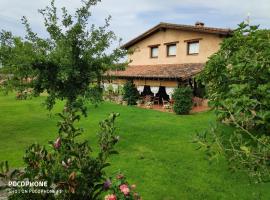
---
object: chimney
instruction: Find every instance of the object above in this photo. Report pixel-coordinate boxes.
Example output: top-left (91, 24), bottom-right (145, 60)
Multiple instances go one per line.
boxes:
top-left (195, 21), bottom-right (205, 27)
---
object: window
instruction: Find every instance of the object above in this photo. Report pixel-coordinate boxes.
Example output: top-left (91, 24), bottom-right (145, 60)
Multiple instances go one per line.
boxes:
top-left (150, 46), bottom-right (159, 58)
top-left (187, 41), bottom-right (199, 55)
top-left (167, 44), bottom-right (177, 57)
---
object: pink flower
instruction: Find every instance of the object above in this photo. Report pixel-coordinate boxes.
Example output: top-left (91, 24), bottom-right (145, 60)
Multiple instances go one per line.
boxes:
top-left (54, 137), bottom-right (61, 149)
top-left (119, 184), bottom-right (130, 195)
top-left (104, 194), bottom-right (117, 200)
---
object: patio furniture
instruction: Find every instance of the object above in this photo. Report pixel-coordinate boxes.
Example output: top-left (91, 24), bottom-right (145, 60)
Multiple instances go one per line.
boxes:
top-left (162, 98), bottom-right (169, 106)
top-left (169, 98), bottom-right (175, 105)
top-left (153, 96), bottom-right (160, 105)
top-left (192, 97), bottom-right (203, 107)
top-left (139, 96), bottom-right (145, 103)
top-left (162, 98), bottom-right (172, 111)
top-left (144, 95), bottom-right (152, 103)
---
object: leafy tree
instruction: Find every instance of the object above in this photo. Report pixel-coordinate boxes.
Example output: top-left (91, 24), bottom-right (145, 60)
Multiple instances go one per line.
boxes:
top-left (0, 0), bottom-right (142, 199)
top-left (123, 81), bottom-right (139, 105)
top-left (199, 22), bottom-right (270, 132)
top-left (172, 87), bottom-right (193, 115)
top-left (195, 23), bottom-right (270, 182)
top-left (0, 32), bottom-right (36, 97)
top-left (0, 0), bottom-right (126, 109)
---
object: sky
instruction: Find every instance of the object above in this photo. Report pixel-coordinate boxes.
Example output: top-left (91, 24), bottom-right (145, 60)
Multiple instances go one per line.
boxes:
top-left (0, 0), bottom-right (270, 47)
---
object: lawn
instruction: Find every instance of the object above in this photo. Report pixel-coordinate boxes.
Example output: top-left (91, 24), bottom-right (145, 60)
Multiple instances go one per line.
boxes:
top-left (0, 94), bottom-right (269, 200)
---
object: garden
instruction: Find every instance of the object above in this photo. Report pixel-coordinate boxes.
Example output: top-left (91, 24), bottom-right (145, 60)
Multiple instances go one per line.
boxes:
top-left (0, 0), bottom-right (270, 199)
top-left (1, 94), bottom-right (270, 199)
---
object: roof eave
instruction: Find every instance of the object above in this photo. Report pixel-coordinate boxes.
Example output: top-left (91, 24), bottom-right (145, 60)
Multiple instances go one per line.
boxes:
top-left (121, 22), bottom-right (233, 49)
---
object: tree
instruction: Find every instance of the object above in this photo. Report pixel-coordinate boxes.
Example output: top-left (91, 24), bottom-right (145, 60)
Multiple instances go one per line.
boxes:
top-left (0, 0), bottom-right (126, 109)
top-left (195, 23), bottom-right (270, 182)
top-left (0, 1), bottom-right (143, 199)
top-left (123, 81), bottom-right (139, 105)
top-left (0, 32), bottom-right (36, 98)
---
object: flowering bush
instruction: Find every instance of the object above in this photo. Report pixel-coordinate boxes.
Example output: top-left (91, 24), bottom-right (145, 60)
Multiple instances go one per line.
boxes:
top-left (104, 173), bottom-right (141, 200)
top-left (163, 103), bottom-right (172, 110)
top-left (0, 111), bottom-right (123, 199)
top-left (144, 101), bottom-right (153, 109)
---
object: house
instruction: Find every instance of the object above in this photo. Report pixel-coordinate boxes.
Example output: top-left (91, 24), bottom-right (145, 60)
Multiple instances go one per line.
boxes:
top-left (105, 22), bottom-right (232, 100)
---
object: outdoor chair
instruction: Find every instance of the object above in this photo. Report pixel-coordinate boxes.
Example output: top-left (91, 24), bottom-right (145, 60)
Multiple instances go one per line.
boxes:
top-left (162, 98), bottom-right (169, 106)
top-left (139, 96), bottom-right (145, 104)
top-left (153, 96), bottom-right (160, 105)
top-left (192, 97), bottom-right (203, 107)
top-left (162, 98), bottom-right (172, 111)
top-left (144, 95), bottom-right (152, 103)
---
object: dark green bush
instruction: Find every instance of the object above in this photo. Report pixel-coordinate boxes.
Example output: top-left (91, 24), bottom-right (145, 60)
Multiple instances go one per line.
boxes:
top-left (123, 81), bottom-right (139, 105)
top-left (172, 87), bottom-right (193, 115)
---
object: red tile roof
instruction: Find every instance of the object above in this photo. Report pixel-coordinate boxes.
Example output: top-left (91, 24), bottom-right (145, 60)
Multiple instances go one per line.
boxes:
top-left (122, 22), bottom-right (232, 49)
top-left (106, 63), bottom-right (204, 80)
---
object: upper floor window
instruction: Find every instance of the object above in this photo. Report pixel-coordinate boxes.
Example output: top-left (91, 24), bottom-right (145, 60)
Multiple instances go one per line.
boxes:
top-left (187, 41), bottom-right (199, 55)
top-left (150, 46), bottom-right (159, 58)
top-left (167, 44), bottom-right (177, 57)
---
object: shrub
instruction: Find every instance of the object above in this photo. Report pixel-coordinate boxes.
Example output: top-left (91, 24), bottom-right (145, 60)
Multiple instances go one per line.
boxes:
top-left (0, 112), bottom-right (123, 199)
top-left (104, 172), bottom-right (141, 200)
top-left (199, 23), bottom-right (270, 132)
top-left (172, 87), bottom-right (193, 114)
top-left (123, 81), bottom-right (139, 105)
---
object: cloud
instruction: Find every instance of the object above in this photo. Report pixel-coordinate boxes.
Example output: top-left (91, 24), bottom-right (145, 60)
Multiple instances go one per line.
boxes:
top-left (0, 0), bottom-right (269, 46)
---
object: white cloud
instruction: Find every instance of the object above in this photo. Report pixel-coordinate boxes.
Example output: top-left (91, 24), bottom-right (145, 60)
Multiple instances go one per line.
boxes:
top-left (0, 0), bottom-right (269, 45)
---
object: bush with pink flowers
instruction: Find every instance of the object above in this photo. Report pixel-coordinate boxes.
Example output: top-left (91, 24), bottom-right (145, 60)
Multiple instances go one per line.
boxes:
top-left (104, 173), bottom-right (141, 200)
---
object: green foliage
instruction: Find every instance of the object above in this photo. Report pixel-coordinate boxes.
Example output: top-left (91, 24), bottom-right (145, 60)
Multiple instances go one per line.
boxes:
top-left (4, 112), bottom-right (120, 199)
top-left (104, 173), bottom-right (141, 200)
top-left (0, 31), bottom-right (36, 95)
top-left (0, 0), bottom-right (126, 109)
top-left (0, 0), bottom-right (140, 199)
top-left (172, 87), bottom-right (193, 115)
top-left (196, 22), bottom-right (270, 182)
top-left (1, 95), bottom-right (270, 199)
top-left (123, 81), bottom-right (139, 105)
top-left (194, 124), bottom-right (270, 183)
top-left (199, 22), bottom-right (270, 132)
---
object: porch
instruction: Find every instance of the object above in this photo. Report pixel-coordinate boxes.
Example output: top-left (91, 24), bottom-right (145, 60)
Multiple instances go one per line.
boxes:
top-left (102, 82), bottom-right (209, 113)
top-left (137, 100), bottom-right (209, 113)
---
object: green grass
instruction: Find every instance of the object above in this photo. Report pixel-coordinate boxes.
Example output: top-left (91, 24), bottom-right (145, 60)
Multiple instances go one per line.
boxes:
top-left (0, 94), bottom-right (269, 199)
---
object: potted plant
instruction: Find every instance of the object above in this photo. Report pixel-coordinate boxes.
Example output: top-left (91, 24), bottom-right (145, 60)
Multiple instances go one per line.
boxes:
top-left (163, 103), bottom-right (172, 112)
top-left (145, 101), bottom-right (153, 109)
top-left (136, 99), bottom-right (143, 106)
top-left (122, 100), bottom-right (128, 106)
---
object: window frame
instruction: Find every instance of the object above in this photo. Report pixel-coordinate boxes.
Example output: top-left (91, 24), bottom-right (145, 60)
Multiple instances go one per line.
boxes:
top-left (166, 43), bottom-right (177, 57)
top-left (187, 41), bottom-right (200, 55)
top-left (149, 45), bottom-right (160, 58)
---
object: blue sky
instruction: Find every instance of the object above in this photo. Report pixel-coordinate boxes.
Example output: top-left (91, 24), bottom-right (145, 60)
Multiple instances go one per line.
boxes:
top-left (0, 0), bottom-right (269, 46)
